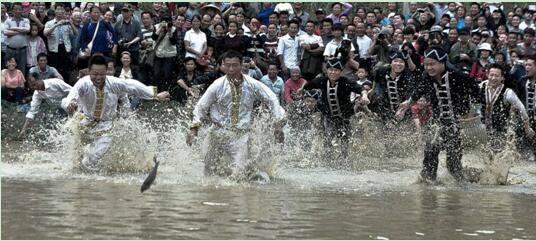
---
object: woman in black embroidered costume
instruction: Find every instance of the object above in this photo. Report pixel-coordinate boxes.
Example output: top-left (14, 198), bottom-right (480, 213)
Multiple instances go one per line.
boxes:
top-left (301, 58), bottom-right (368, 162)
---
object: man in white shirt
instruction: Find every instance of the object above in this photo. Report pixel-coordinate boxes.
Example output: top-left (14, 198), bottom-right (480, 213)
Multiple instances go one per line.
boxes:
top-left (4, 3), bottom-right (31, 76)
top-left (323, 23), bottom-right (355, 59)
top-left (354, 22), bottom-right (372, 60)
top-left (62, 55), bottom-right (170, 172)
top-left (298, 20), bottom-right (324, 80)
top-left (19, 73), bottom-right (73, 139)
top-left (186, 50), bottom-right (285, 182)
top-left (278, 19), bottom-right (301, 79)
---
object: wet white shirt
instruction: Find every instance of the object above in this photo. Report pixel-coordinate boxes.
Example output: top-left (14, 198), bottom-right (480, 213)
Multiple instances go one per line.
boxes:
top-left (62, 76), bottom-right (156, 132)
top-left (26, 78), bottom-right (72, 120)
top-left (192, 74), bottom-right (285, 130)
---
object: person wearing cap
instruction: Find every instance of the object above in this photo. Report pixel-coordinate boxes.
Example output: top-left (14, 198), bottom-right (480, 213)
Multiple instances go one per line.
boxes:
top-left (186, 50), bottom-right (285, 181)
top-left (327, 2), bottom-right (353, 25)
top-left (114, 5), bottom-right (142, 65)
top-left (18, 72), bottom-right (72, 139)
top-left (470, 42), bottom-right (493, 82)
top-left (369, 50), bottom-right (418, 122)
top-left (288, 88), bottom-right (323, 152)
top-left (300, 58), bottom-right (368, 160)
top-left (314, 8), bottom-right (326, 36)
top-left (479, 63), bottom-right (534, 153)
top-left (514, 55), bottom-right (536, 161)
top-left (4, 3), bottom-right (31, 77)
top-left (449, 28), bottom-right (477, 63)
top-left (397, 47), bottom-right (481, 183)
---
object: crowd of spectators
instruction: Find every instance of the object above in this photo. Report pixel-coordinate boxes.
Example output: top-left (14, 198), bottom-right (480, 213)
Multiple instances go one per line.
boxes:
top-left (1, 2), bottom-right (535, 120)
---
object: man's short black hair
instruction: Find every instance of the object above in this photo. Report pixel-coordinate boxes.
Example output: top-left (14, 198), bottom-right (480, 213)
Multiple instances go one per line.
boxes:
top-left (332, 23), bottom-right (344, 32)
top-left (488, 63), bottom-right (506, 76)
top-left (524, 28), bottom-right (535, 37)
top-left (223, 50), bottom-right (243, 63)
top-left (288, 19), bottom-right (300, 27)
top-left (88, 55), bottom-right (108, 69)
top-left (37, 53), bottom-right (48, 61)
top-left (526, 55), bottom-right (536, 63)
top-left (321, 18), bottom-right (333, 25)
top-left (30, 72), bottom-right (40, 80)
top-left (141, 11), bottom-right (153, 18)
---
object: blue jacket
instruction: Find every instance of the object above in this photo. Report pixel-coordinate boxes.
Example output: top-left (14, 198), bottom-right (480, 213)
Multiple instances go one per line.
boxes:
top-left (79, 20), bottom-right (117, 54)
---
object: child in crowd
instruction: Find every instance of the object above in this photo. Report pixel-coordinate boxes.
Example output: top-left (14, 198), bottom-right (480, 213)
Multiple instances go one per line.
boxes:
top-left (411, 97), bottom-right (433, 142)
top-left (26, 24), bottom-right (47, 71)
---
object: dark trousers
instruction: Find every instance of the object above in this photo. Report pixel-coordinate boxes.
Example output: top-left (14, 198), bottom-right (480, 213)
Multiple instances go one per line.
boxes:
top-left (322, 116), bottom-right (351, 160)
top-left (516, 119), bottom-right (536, 156)
top-left (49, 44), bottom-right (71, 81)
top-left (6, 47), bottom-right (27, 77)
top-left (152, 56), bottom-right (174, 91)
top-left (421, 123), bottom-right (464, 181)
top-left (1, 86), bottom-right (25, 103)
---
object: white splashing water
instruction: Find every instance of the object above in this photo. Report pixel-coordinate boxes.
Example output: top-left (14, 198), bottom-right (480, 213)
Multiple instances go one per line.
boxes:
top-left (2, 105), bottom-right (536, 193)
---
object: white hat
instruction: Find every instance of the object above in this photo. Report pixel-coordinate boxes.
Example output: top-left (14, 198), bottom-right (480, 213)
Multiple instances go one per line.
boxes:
top-left (478, 43), bottom-right (492, 52)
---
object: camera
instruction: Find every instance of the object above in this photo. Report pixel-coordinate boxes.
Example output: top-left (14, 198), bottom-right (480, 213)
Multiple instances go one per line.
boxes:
top-left (335, 39), bottom-right (352, 60)
top-left (515, 59), bottom-right (525, 65)
top-left (378, 33), bottom-right (386, 40)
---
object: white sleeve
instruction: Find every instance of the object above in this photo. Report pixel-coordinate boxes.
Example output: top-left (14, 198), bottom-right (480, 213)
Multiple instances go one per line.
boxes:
top-left (191, 80), bottom-right (219, 127)
top-left (317, 36), bottom-right (324, 47)
top-left (108, 77), bottom-right (156, 99)
top-left (277, 37), bottom-right (285, 56)
top-left (323, 43), bottom-right (331, 56)
top-left (253, 78), bottom-right (286, 121)
top-left (61, 79), bottom-right (83, 111)
top-left (25, 91), bottom-right (43, 120)
top-left (504, 88), bottom-right (529, 121)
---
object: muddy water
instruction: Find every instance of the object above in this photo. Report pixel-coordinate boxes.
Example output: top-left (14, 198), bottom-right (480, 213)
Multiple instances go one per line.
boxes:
top-left (2, 103), bottom-right (536, 239)
top-left (2, 177), bottom-right (536, 239)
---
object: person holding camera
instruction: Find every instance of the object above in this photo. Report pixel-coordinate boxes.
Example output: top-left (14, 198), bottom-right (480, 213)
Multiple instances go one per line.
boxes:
top-left (369, 28), bottom-right (396, 70)
top-left (323, 23), bottom-right (359, 77)
top-left (152, 15), bottom-right (178, 91)
top-left (44, 5), bottom-right (73, 82)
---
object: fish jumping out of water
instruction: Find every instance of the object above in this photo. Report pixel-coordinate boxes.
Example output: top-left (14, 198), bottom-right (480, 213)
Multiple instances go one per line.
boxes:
top-left (141, 156), bottom-right (159, 193)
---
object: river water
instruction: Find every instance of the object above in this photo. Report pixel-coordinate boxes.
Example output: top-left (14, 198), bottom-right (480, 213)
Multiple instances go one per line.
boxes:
top-left (2, 103), bottom-right (536, 239)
